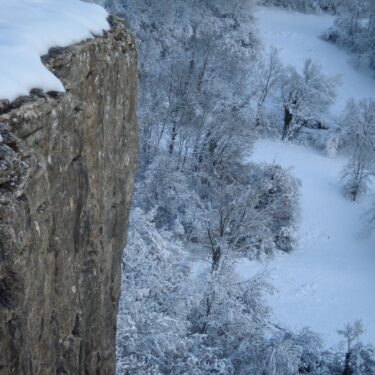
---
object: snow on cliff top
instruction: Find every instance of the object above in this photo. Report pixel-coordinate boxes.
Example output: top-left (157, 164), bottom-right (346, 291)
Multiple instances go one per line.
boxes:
top-left (0, 0), bottom-right (109, 102)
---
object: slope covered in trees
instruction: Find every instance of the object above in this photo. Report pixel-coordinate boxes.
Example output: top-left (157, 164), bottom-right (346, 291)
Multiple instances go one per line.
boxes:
top-left (86, 0), bottom-right (375, 373)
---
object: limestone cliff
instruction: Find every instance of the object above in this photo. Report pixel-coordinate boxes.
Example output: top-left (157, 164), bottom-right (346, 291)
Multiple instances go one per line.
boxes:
top-left (0, 17), bottom-right (138, 375)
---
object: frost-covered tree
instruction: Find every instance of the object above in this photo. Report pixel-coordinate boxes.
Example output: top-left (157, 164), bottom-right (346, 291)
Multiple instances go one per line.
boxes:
top-left (259, 328), bottom-right (326, 375)
top-left (250, 47), bottom-right (285, 129)
top-left (117, 209), bottom-right (275, 375)
top-left (200, 167), bottom-right (269, 269)
top-left (279, 59), bottom-right (338, 140)
top-left (335, 321), bottom-right (375, 375)
top-left (253, 164), bottom-right (300, 252)
top-left (189, 260), bottom-right (272, 351)
top-left (111, 0), bottom-right (259, 173)
top-left (261, 0), bottom-right (344, 13)
top-left (339, 321), bottom-right (365, 375)
top-left (323, 0), bottom-right (375, 71)
top-left (192, 161), bottom-right (300, 270)
top-left (116, 209), bottom-right (191, 374)
top-left (341, 99), bottom-right (375, 201)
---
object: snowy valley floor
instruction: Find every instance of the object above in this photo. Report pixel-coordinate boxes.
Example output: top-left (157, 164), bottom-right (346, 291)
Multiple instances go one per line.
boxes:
top-left (255, 7), bottom-right (375, 113)
top-left (239, 140), bottom-right (375, 347)
top-left (236, 7), bottom-right (375, 347)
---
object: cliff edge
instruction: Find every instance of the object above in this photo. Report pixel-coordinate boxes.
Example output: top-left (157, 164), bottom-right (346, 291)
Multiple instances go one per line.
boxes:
top-left (0, 16), bottom-right (138, 375)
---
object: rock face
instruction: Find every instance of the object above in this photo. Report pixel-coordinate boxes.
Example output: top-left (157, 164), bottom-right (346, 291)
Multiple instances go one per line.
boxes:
top-left (0, 17), bottom-right (138, 375)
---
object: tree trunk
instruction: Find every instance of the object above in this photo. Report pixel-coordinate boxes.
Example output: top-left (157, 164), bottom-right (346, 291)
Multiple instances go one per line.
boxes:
top-left (169, 122), bottom-right (177, 155)
top-left (343, 352), bottom-right (353, 375)
top-left (211, 245), bottom-right (221, 272)
top-left (282, 106), bottom-right (293, 141)
top-left (255, 104), bottom-right (264, 128)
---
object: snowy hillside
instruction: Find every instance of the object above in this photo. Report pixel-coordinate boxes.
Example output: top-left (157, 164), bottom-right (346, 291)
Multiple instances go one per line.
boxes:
top-left (241, 140), bottom-right (375, 345)
top-left (241, 7), bottom-right (375, 346)
top-left (256, 7), bottom-right (375, 114)
top-left (0, 0), bottom-right (109, 101)
top-left (106, 0), bottom-right (375, 372)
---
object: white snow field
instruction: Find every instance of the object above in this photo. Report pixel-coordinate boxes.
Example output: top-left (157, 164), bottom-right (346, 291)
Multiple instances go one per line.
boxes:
top-left (239, 7), bottom-right (375, 346)
top-left (256, 7), bottom-right (375, 114)
top-left (0, 0), bottom-right (109, 102)
top-left (240, 140), bottom-right (375, 346)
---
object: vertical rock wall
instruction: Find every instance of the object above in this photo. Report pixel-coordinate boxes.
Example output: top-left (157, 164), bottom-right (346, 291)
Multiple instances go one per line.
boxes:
top-left (0, 17), bottom-right (138, 375)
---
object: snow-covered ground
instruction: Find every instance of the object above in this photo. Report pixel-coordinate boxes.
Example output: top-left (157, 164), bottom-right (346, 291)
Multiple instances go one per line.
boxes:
top-left (256, 7), bottom-right (375, 114)
top-left (240, 140), bottom-right (375, 346)
top-left (0, 0), bottom-right (109, 102)
top-left (239, 7), bottom-right (375, 346)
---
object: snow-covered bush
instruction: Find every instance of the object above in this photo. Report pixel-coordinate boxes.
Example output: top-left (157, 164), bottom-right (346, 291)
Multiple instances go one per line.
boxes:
top-left (251, 163), bottom-right (300, 253)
